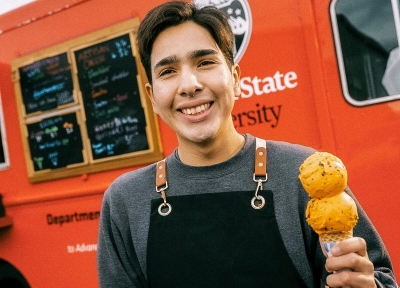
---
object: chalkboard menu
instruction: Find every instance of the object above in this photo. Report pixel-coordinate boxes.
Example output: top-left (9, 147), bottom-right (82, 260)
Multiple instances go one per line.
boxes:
top-left (27, 112), bottom-right (85, 171)
top-left (18, 53), bottom-right (75, 116)
top-left (11, 18), bottom-right (163, 183)
top-left (75, 34), bottom-right (149, 161)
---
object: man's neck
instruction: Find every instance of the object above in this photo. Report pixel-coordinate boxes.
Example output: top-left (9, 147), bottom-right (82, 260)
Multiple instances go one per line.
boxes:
top-left (177, 132), bottom-right (245, 166)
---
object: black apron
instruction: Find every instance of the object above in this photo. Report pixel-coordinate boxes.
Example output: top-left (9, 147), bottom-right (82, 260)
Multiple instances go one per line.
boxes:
top-left (147, 140), bottom-right (307, 287)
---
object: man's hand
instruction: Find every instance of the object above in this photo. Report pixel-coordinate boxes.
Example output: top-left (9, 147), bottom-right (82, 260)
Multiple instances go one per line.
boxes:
top-left (325, 237), bottom-right (377, 288)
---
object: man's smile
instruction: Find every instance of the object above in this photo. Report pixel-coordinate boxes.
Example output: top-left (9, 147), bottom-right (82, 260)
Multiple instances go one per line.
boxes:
top-left (180, 102), bottom-right (213, 115)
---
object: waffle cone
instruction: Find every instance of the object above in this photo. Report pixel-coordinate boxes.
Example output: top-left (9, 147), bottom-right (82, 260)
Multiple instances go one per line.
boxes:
top-left (320, 230), bottom-right (353, 243)
top-left (319, 230), bottom-right (353, 258)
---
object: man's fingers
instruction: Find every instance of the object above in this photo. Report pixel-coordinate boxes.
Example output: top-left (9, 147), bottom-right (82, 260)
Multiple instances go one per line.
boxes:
top-left (326, 270), bottom-right (376, 288)
top-left (325, 237), bottom-right (376, 288)
top-left (330, 237), bottom-right (368, 257)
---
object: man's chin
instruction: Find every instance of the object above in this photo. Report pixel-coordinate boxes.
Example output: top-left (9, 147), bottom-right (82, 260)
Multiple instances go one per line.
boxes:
top-left (178, 131), bottom-right (216, 145)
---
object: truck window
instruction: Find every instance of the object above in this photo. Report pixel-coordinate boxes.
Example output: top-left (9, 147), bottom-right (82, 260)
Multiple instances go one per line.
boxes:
top-left (331, 0), bottom-right (400, 106)
top-left (0, 96), bottom-right (9, 170)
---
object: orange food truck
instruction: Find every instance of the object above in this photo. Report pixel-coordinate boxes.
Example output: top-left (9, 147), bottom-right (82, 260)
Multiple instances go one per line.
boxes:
top-left (0, 0), bottom-right (399, 286)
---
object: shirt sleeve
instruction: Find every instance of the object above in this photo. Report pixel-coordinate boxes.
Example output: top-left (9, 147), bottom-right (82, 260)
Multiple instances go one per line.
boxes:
top-left (97, 189), bottom-right (148, 288)
top-left (355, 202), bottom-right (399, 288)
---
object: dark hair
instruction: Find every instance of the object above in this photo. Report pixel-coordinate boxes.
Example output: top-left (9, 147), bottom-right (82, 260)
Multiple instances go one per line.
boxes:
top-left (136, 1), bottom-right (235, 84)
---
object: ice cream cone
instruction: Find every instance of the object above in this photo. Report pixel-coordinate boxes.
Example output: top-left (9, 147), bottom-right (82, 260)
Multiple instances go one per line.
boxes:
top-left (319, 230), bottom-right (353, 258)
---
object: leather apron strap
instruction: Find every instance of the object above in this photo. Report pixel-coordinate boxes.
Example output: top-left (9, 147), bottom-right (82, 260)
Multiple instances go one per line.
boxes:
top-left (155, 138), bottom-right (268, 215)
top-left (254, 137), bottom-right (267, 177)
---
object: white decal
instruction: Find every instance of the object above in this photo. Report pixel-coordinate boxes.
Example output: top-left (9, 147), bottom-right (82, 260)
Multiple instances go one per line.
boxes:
top-left (238, 71), bottom-right (298, 99)
top-left (67, 243), bottom-right (97, 253)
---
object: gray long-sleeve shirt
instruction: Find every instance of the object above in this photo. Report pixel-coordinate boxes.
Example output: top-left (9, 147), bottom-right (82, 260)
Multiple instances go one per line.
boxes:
top-left (97, 134), bottom-right (398, 287)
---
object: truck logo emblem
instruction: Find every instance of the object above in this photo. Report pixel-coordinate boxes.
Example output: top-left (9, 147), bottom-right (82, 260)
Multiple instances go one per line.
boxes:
top-left (194, 0), bottom-right (252, 63)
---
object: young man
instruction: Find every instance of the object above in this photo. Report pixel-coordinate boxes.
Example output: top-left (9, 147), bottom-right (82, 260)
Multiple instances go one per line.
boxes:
top-left (97, 1), bottom-right (398, 287)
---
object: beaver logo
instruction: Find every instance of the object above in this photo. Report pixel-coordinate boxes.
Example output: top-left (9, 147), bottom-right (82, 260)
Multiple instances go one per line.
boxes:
top-left (194, 0), bottom-right (252, 63)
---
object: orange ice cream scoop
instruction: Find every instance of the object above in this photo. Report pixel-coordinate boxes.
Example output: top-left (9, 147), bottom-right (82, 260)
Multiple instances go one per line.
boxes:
top-left (305, 192), bottom-right (358, 235)
top-left (299, 152), bottom-right (347, 198)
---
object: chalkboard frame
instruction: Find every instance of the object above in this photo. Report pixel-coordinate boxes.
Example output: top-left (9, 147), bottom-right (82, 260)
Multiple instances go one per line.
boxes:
top-left (11, 18), bottom-right (163, 183)
top-left (0, 94), bottom-right (10, 171)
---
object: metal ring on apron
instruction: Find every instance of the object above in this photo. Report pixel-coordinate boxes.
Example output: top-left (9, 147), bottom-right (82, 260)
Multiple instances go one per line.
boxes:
top-left (251, 195), bottom-right (265, 209)
top-left (158, 202), bottom-right (172, 216)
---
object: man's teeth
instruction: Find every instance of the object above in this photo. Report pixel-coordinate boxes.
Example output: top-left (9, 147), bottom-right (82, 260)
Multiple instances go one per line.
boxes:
top-left (181, 103), bottom-right (210, 115)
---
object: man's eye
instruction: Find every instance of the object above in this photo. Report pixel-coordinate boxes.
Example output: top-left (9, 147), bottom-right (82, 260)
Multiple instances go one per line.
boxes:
top-left (159, 69), bottom-right (174, 76)
top-left (199, 60), bottom-right (215, 67)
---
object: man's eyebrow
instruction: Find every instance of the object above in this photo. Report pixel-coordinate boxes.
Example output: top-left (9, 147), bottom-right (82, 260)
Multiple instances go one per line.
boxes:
top-left (153, 49), bottom-right (219, 71)
top-left (153, 55), bottom-right (179, 72)
top-left (188, 49), bottom-right (219, 59)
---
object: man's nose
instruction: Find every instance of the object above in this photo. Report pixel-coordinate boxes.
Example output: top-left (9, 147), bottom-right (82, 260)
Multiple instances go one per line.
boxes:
top-left (177, 68), bottom-right (202, 97)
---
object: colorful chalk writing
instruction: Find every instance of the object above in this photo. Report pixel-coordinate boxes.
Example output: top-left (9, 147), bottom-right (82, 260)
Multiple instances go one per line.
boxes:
top-left (19, 53), bottom-right (75, 115)
top-left (27, 113), bottom-right (84, 171)
top-left (74, 34), bottom-right (149, 160)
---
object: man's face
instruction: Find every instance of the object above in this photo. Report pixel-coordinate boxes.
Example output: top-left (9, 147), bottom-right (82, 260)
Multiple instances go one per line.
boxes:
top-left (145, 21), bottom-right (241, 145)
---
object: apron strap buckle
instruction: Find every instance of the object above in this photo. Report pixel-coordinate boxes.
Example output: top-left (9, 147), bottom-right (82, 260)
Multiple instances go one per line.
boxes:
top-left (156, 160), bottom-right (172, 216)
top-left (251, 180), bottom-right (266, 209)
top-left (252, 138), bottom-right (268, 210)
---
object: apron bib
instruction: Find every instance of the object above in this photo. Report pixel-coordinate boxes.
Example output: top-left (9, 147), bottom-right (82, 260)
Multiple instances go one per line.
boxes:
top-left (146, 139), bottom-right (306, 287)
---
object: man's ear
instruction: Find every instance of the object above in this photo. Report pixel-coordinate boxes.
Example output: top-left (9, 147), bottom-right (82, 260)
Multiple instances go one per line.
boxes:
top-left (232, 64), bottom-right (241, 98)
top-left (145, 83), bottom-right (159, 114)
